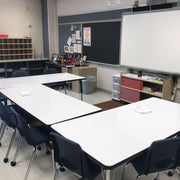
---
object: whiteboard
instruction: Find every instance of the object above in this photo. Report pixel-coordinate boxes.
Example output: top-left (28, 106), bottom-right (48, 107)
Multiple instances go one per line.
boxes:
top-left (120, 9), bottom-right (180, 74)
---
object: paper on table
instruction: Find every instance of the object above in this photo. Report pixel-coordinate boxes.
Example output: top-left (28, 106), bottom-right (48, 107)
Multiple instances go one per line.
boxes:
top-left (19, 91), bottom-right (31, 97)
top-left (134, 106), bottom-right (151, 114)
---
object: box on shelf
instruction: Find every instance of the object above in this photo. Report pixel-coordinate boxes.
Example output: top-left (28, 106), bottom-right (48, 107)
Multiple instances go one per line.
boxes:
top-left (0, 34), bottom-right (8, 38)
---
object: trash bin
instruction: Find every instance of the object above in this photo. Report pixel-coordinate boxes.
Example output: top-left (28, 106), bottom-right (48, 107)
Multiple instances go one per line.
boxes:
top-left (82, 75), bottom-right (96, 94)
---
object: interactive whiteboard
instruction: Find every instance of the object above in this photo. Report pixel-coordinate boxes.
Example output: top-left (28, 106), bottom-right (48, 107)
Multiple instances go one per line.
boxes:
top-left (120, 9), bottom-right (180, 74)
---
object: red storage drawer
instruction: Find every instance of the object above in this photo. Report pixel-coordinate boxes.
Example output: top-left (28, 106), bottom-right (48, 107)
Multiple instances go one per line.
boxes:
top-left (121, 77), bottom-right (143, 90)
top-left (120, 87), bottom-right (140, 102)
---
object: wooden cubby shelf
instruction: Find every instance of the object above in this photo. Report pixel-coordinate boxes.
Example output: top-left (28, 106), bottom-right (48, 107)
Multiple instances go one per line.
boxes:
top-left (0, 38), bottom-right (34, 61)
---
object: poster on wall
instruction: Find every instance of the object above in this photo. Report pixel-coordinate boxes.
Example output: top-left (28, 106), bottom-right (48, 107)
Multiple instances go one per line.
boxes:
top-left (64, 46), bottom-right (69, 53)
top-left (76, 31), bottom-right (81, 40)
top-left (69, 46), bottom-right (74, 53)
top-left (83, 27), bottom-right (91, 46)
top-left (73, 44), bottom-right (78, 53)
top-left (72, 34), bottom-right (76, 43)
top-left (77, 44), bottom-right (82, 53)
top-left (67, 37), bottom-right (72, 46)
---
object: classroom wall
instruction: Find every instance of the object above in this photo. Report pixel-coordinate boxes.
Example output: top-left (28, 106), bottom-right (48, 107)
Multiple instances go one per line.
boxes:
top-left (56, 0), bottom-right (180, 99)
top-left (0, 0), bottom-right (43, 58)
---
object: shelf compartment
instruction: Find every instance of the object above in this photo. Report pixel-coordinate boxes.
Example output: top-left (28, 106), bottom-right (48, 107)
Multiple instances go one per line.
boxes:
top-left (112, 91), bottom-right (120, 101)
top-left (120, 87), bottom-right (140, 102)
top-left (112, 83), bottom-right (120, 92)
top-left (121, 77), bottom-right (143, 90)
top-left (113, 75), bottom-right (120, 84)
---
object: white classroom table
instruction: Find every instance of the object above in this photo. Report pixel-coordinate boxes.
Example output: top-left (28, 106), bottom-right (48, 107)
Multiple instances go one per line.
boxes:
top-left (52, 97), bottom-right (180, 180)
top-left (0, 73), bottom-right (85, 100)
top-left (0, 84), bottom-right (101, 125)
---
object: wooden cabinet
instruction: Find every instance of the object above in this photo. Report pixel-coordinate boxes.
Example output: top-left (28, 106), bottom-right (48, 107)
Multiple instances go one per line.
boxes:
top-left (0, 38), bottom-right (34, 60)
top-left (62, 66), bottom-right (97, 93)
top-left (120, 72), bottom-right (173, 103)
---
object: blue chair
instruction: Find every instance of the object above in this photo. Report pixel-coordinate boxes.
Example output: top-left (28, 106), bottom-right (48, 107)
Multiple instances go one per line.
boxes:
top-left (0, 102), bottom-right (18, 163)
top-left (10, 113), bottom-right (51, 180)
top-left (122, 137), bottom-right (180, 180)
top-left (43, 68), bottom-right (67, 94)
top-left (12, 70), bottom-right (29, 77)
top-left (50, 132), bottom-right (101, 180)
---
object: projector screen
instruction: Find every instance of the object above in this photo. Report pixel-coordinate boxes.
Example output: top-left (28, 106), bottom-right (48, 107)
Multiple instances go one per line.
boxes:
top-left (120, 9), bottom-right (180, 75)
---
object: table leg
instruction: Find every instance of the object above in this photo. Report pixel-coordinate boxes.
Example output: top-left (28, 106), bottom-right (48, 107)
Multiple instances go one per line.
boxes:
top-left (106, 170), bottom-right (111, 180)
top-left (80, 80), bottom-right (83, 101)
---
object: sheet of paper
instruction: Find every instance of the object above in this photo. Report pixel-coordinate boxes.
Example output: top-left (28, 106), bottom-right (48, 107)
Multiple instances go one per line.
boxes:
top-left (69, 46), bottom-right (74, 53)
top-left (76, 31), bottom-right (81, 40)
top-left (72, 34), bottom-right (76, 43)
top-left (64, 46), bottom-right (69, 52)
top-left (67, 37), bottom-right (72, 46)
top-left (73, 44), bottom-right (78, 53)
top-left (77, 44), bottom-right (82, 53)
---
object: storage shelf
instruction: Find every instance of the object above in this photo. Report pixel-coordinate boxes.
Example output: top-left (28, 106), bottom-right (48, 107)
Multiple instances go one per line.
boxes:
top-left (0, 53), bottom-right (33, 56)
top-left (120, 71), bottom-right (172, 103)
top-left (0, 38), bottom-right (34, 61)
top-left (121, 85), bottom-right (163, 98)
top-left (1, 48), bottom-right (33, 50)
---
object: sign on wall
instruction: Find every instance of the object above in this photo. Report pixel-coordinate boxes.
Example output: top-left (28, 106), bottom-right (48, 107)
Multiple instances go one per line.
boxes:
top-left (83, 27), bottom-right (91, 46)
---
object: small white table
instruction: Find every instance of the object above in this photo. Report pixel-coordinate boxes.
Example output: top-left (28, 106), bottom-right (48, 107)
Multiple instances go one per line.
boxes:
top-left (0, 73), bottom-right (85, 100)
top-left (52, 97), bottom-right (180, 180)
top-left (0, 84), bottom-right (101, 125)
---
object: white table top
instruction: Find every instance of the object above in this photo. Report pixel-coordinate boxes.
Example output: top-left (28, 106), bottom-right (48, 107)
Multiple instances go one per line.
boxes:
top-left (52, 97), bottom-right (180, 168)
top-left (0, 84), bottom-right (101, 125)
top-left (0, 73), bottom-right (85, 89)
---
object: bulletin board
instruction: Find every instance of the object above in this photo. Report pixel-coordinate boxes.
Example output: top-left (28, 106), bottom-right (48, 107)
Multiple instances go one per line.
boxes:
top-left (58, 24), bottom-right (82, 55)
top-left (82, 21), bottom-right (121, 65)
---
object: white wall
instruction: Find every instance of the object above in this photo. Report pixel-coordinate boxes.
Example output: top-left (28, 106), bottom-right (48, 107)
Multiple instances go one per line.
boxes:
top-left (57, 0), bottom-right (147, 16)
top-left (0, 0), bottom-right (43, 58)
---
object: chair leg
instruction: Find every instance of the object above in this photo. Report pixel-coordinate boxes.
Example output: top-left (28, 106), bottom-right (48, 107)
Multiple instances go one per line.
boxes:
top-left (101, 168), bottom-right (105, 180)
top-left (106, 170), bottom-right (111, 180)
top-left (121, 164), bottom-right (128, 180)
top-left (136, 175), bottom-right (140, 180)
top-left (0, 123), bottom-right (6, 146)
top-left (11, 136), bottom-right (23, 166)
top-left (53, 166), bottom-right (59, 180)
top-left (64, 86), bottom-right (67, 94)
top-left (3, 129), bottom-right (16, 163)
top-left (24, 146), bottom-right (36, 180)
top-left (154, 173), bottom-right (160, 180)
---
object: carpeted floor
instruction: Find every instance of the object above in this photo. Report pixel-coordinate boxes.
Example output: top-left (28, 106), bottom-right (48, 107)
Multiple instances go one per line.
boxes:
top-left (94, 100), bottom-right (125, 111)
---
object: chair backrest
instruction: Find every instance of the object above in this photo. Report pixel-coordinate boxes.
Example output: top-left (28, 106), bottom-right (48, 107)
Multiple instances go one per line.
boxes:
top-left (144, 137), bottom-right (180, 175)
top-left (50, 132), bottom-right (101, 179)
top-left (43, 68), bottom-right (57, 74)
top-left (12, 71), bottom-right (29, 77)
top-left (16, 114), bottom-right (34, 145)
top-left (0, 102), bottom-right (17, 128)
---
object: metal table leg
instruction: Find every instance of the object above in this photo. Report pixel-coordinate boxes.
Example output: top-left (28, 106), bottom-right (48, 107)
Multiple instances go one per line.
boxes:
top-left (106, 170), bottom-right (111, 180)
